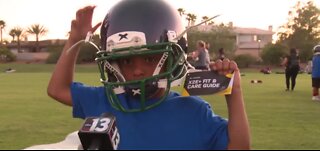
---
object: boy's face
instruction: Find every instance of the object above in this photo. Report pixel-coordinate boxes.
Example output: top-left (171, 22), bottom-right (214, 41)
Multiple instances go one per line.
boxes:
top-left (117, 54), bottom-right (165, 98)
top-left (117, 54), bottom-right (163, 81)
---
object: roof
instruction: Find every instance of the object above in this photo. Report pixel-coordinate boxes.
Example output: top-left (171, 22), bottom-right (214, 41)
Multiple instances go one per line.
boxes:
top-left (234, 27), bottom-right (274, 35)
top-left (196, 25), bottom-right (274, 35)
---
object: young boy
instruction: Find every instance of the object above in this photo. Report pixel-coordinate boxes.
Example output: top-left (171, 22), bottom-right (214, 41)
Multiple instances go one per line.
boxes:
top-left (312, 45), bottom-right (320, 101)
top-left (47, 0), bottom-right (250, 149)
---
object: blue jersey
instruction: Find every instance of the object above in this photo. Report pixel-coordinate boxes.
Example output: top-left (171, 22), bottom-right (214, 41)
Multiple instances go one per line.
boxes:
top-left (71, 82), bottom-right (228, 150)
top-left (312, 55), bottom-right (320, 78)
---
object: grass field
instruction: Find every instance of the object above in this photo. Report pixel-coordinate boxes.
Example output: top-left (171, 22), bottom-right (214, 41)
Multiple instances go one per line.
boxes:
top-left (0, 63), bottom-right (320, 149)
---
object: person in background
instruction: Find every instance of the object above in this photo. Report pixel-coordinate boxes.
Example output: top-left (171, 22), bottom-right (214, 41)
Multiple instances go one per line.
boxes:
top-left (217, 48), bottom-right (226, 61)
top-left (260, 67), bottom-right (272, 74)
top-left (205, 41), bottom-right (211, 53)
top-left (281, 48), bottom-right (300, 91)
top-left (305, 59), bottom-right (312, 74)
top-left (189, 40), bottom-right (210, 70)
top-left (311, 45), bottom-right (320, 101)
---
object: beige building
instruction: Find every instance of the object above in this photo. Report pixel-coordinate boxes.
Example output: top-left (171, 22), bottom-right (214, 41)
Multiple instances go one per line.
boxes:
top-left (197, 25), bottom-right (275, 59)
top-left (235, 26), bottom-right (274, 59)
top-left (7, 39), bottom-right (66, 53)
top-left (6, 39), bottom-right (66, 62)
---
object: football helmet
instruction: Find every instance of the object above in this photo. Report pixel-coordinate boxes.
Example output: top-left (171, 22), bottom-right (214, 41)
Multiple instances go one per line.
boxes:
top-left (96, 0), bottom-right (188, 112)
top-left (313, 45), bottom-right (320, 53)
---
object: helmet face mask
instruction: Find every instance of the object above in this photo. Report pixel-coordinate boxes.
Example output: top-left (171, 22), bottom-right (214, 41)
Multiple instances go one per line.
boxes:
top-left (96, 42), bottom-right (187, 112)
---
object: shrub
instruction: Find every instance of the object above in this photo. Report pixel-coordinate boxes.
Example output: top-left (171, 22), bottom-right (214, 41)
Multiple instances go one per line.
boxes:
top-left (77, 44), bottom-right (98, 63)
top-left (46, 45), bottom-right (63, 64)
top-left (234, 54), bottom-right (256, 68)
top-left (261, 43), bottom-right (287, 65)
top-left (46, 35), bottom-right (100, 64)
top-left (46, 44), bottom-right (99, 64)
top-left (0, 46), bottom-right (16, 62)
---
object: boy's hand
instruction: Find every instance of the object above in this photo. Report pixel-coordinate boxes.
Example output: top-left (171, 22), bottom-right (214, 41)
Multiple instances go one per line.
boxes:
top-left (209, 59), bottom-right (238, 75)
top-left (69, 6), bottom-right (101, 43)
top-left (209, 59), bottom-right (241, 89)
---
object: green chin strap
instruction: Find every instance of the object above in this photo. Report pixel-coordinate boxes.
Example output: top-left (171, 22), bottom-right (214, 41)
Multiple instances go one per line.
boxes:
top-left (96, 42), bottom-right (187, 112)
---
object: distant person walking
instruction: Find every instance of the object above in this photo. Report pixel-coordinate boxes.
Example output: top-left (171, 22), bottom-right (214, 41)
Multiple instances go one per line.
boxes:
top-left (281, 48), bottom-right (300, 91)
top-left (311, 45), bottom-right (320, 101)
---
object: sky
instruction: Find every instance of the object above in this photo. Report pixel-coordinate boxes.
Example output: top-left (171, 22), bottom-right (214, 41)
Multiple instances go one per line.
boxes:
top-left (0, 0), bottom-right (319, 41)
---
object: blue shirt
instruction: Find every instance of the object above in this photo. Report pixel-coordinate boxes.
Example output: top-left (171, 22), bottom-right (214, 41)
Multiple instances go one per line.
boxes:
top-left (71, 82), bottom-right (228, 150)
top-left (312, 55), bottom-right (320, 78)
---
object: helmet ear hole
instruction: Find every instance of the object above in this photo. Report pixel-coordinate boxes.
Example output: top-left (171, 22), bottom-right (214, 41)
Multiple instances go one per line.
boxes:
top-left (177, 37), bottom-right (188, 53)
top-left (159, 30), bottom-right (169, 43)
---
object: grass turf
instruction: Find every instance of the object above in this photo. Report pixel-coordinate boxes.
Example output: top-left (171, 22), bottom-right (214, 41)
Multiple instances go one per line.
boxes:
top-left (0, 63), bottom-right (319, 149)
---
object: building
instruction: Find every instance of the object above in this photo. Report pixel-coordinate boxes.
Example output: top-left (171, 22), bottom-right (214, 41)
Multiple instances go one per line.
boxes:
top-left (6, 39), bottom-right (66, 62)
top-left (235, 26), bottom-right (274, 59)
top-left (6, 39), bottom-right (66, 53)
top-left (197, 25), bottom-right (275, 59)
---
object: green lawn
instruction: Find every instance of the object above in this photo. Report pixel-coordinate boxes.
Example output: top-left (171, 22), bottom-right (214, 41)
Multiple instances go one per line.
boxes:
top-left (0, 63), bottom-right (320, 149)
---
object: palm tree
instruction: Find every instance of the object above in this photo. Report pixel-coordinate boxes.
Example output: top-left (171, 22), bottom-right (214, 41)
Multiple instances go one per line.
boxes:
top-left (9, 29), bottom-right (16, 42)
top-left (202, 16), bottom-right (209, 25)
top-left (186, 13), bottom-right (192, 27)
top-left (0, 20), bottom-right (5, 44)
top-left (13, 27), bottom-right (23, 53)
top-left (189, 14), bottom-right (197, 26)
top-left (208, 21), bottom-right (215, 25)
top-left (26, 24), bottom-right (48, 52)
top-left (186, 13), bottom-right (197, 26)
top-left (177, 8), bottom-right (185, 16)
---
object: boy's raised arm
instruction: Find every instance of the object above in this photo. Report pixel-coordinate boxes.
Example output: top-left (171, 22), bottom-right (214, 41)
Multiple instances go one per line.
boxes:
top-left (47, 6), bottom-right (101, 106)
top-left (210, 59), bottom-right (251, 150)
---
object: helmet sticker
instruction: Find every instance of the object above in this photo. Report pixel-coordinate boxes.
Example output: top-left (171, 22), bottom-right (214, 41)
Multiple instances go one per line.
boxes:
top-left (106, 31), bottom-right (147, 52)
top-left (167, 30), bottom-right (177, 43)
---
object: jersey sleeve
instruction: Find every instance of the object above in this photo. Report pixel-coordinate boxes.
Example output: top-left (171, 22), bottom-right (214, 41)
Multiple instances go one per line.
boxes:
top-left (71, 82), bottom-right (109, 119)
top-left (199, 102), bottom-right (229, 150)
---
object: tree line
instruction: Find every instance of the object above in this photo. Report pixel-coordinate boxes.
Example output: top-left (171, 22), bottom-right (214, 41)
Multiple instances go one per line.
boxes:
top-left (0, 22), bottom-right (47, 52)
top-left (179, 1), bottom-right (320, 65)
top-left (1, 1), bottom-right (320, 66)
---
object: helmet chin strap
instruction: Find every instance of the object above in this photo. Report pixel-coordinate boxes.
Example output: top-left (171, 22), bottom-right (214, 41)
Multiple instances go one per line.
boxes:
top-left (66, 31), bottom-right (98, 55)
top-left (154, 52), bottom-right (188, 88)
top-left (104, 61), bottom-right (126, 82)
top-left (152, 52), bottom-right (169, 76)
top-left (110, 52), bottom-right (172, 97)
top-left (104, 61), bottom-right (127, 95)
top-left (106, 52), bottom-right (170, 96)
top-left (125, 52), bottom-right (170, 98)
